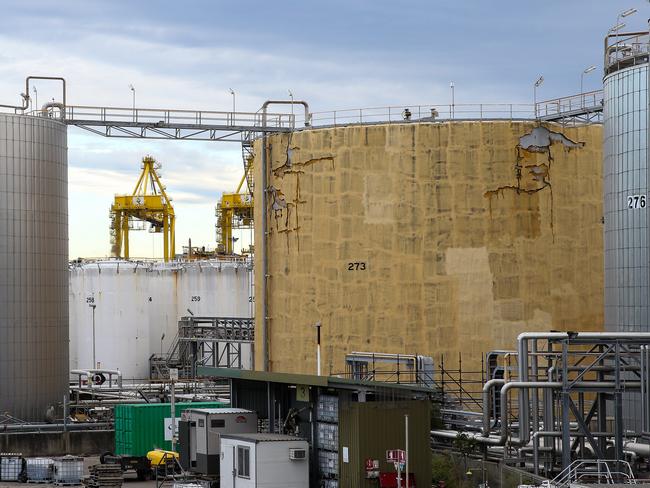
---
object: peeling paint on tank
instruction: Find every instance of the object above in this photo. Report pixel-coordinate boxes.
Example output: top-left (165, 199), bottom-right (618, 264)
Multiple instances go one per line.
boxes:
top-left (519, 126), bottom-right (584, 153)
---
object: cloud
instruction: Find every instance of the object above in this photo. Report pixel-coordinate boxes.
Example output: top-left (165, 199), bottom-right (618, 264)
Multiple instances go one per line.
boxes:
top-left (2, 0), bottom-right (648, 258)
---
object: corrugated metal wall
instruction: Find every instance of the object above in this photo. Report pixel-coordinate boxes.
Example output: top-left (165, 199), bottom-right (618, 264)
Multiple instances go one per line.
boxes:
top-left (603, 63), bottom-right (649, 332)
top-left (338, 400), bottom-right (431, 488)
top-left (0, 114), bottom-right (69, 421)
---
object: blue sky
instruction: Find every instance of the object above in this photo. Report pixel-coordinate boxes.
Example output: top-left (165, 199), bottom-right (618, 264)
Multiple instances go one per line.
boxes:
top-left (0, 0), bottom-right (648, 258)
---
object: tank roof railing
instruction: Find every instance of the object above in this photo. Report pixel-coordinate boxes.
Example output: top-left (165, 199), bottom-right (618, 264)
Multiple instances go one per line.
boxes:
top-left (604, 30), bottom-right (649, 75)
top-left (304, 103), bottom-right (536, 127)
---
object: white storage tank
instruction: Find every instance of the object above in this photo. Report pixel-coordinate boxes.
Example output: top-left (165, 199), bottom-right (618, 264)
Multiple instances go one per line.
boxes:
top-left (0, 113), bottom-right (68, 420)
top-left (220, 433), bottom-right (309, 488)
top-left (69, 259), bottom-right (253, 379)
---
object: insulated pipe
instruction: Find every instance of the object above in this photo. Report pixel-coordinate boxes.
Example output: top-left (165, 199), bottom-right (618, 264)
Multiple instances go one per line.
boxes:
top-left (516, 331), bottom-right (650, 452)
top-left (500, 381), bottom-right (561, 446)
top-left (432, 382), bottom-right (561, 446)
top-left (432, 380), bottom-right (644, 446)
top-left (621, 441), bottom-right (650, 457)
top-left (482, 379), bottom-right (505, 435)
top-left (260, 99), bottom-right (312, 372)
top-left (41, 102), bottom-right (65, 119)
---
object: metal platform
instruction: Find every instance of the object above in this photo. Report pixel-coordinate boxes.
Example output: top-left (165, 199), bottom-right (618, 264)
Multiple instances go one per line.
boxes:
top-left (535, 90), bottom-right (604, 123)
top-left (60, 105), bottom-right (294, 141)
top-left (150, 316), bottom-right (254, 380)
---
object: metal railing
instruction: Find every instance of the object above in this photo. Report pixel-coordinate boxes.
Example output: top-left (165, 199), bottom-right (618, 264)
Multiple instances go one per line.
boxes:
top-left (61, 104), bottom-right (294, 129)
top-left (306, 103), bottom-right (535, 127)
top-left (550, 459), bottom-right (637, 487)
top-left (536, 89), bottom-right (603, 120)
top-left (605, 31), bottom-right (650, 74)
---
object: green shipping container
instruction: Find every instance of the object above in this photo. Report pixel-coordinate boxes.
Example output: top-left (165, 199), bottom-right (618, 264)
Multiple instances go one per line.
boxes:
top-left (114, 401), bottom-right (228, 456)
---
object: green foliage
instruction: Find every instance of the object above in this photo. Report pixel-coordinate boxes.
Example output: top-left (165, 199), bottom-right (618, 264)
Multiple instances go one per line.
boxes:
top-left (431, 453), bottom-right (473, 488)
top-left (453, 432), bottom-right (478, 456)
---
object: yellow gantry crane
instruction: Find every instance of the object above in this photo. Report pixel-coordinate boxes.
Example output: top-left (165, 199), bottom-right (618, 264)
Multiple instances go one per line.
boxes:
top-left (110, 156), bottom-right (176, 262)
top-left (216, 170), bottom-right (254, 254)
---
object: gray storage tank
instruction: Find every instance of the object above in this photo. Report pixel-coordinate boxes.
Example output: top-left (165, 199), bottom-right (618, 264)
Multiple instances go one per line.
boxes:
top-left (0, 113), bottom-right (68, 420)
top-left (603, 29), bottom-right (649, 332)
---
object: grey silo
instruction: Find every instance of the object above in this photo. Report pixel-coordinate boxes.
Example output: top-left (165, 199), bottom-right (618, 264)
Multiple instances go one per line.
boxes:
top-left (0, 113), bottom-right (68, 420)
top-left (603, 32), bottom-right (650, 332)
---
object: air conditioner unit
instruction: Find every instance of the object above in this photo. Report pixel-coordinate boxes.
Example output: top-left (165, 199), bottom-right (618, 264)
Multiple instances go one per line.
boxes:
top-left (289, 448), bottom-right (307, 460)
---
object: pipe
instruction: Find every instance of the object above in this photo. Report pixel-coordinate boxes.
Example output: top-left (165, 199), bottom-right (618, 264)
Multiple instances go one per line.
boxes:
top-left (41, 102), bottom-right (65, 119)
top-left (70, 369), bottom-right (123, 389)
top-left (0, 76), bottom-right (66, 113)
top-left (516, 331), bottom-right (650, 452)
top-left (0, 422), bottom-right (112, 432)
top-left (482, 379), bottom-right (505, 435)
top-left (261, 100), bottom-right (311, 127)
top-left (259, 99), bottom-right (312, 372)
top-left (0, 92), bottom-right (29, 111)
top-left (621, 441), bottom-right (650, 457)
top-left (433, 380), bottom-right (644, 446)
top-left (260, 115), bottom-right (269, 371)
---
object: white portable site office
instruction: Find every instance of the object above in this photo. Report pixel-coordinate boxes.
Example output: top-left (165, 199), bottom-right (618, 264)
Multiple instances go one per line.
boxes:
top-left (220, 433), bottom-right (309, 488)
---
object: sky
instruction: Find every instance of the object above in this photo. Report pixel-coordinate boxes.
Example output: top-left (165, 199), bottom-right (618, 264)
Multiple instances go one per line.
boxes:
top-left (0, 0), bottom-right (648, 259)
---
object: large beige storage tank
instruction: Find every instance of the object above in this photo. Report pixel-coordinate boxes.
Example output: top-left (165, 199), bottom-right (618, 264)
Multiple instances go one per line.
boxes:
top-left (0, 113), bottom-right (68, 420)
top-left (254, 121), bottom-right (603, 374)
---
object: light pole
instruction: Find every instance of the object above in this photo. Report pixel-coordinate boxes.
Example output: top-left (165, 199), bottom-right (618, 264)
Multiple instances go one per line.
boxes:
top-left (32, 86), bottom-right (37, 112)
top-left (129, 84), bottom-right (136, 122)
top-left (613, 8), bottom-right (637, 52)
top-left (616, 8), bottom-right (637, 31)
top-left (89, 304), bottom-right (97, 368)
top-left (533, 76), bottom-right (544, 118)
top-left (229, 88), bottom-right (235, 113)
top-left (450, 81), bottom-right (455, 119)
top-left (581, 65), bottom-right (596, 106)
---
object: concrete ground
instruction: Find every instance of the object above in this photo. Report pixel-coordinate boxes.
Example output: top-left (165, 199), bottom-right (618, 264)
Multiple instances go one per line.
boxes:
top-left (0, 457), bottom-right (158, 488)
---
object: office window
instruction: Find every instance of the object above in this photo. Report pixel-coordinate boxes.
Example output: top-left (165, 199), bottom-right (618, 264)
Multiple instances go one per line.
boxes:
top-left (198, 419), bottom-right (204, 427)
top-left (237, 446), bottom-right (250, 478)
top-left (211, 419), bottom-right (225, 428)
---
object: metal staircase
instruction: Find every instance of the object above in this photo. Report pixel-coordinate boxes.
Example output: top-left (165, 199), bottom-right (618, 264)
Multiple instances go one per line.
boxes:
top-left (150, 316), bottom-right (255, 380)
top-left (548, 459), bottom-right (637, 487)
